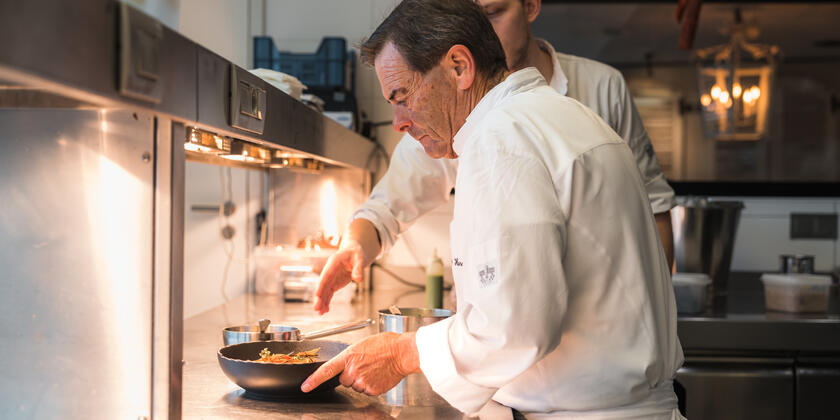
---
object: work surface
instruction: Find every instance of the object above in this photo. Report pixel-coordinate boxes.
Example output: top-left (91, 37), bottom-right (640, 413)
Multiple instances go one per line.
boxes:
top-left (183, 272), bottom-right (840, 418)
top-left (182, 284), bottom-right (467, 419)
top-left (677, 272), bottom-right (840, 353)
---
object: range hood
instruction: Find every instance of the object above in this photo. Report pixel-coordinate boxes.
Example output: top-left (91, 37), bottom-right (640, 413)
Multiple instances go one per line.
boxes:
top-left (0, 0), bottom-right (375, 170)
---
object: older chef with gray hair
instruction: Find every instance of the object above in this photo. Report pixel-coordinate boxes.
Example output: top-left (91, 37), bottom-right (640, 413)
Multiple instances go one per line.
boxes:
top-left (302, 0), bottom-right (684, 418)
top-left (313, 0), bottom-right (676, 313)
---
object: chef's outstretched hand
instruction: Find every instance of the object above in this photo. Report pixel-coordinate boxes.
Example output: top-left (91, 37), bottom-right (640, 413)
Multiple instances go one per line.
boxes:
top-left (314, 219), bottom-right (381, 315)
top-left (301, 332), bottom-right (420, 395)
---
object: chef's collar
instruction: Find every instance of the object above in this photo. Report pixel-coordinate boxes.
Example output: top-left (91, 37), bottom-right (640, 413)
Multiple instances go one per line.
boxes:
top-left (452, 67), bottom-right (547, 157)
top-left (536, 39), bottom-right (569, 97)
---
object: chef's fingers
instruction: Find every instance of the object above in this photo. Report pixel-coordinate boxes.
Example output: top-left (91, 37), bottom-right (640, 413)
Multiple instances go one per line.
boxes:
top-left (351, 251), bottom-right (364, 282)
top-left (351, 377), bottom-right (367, 394)
top-left (314, 253), bottom-right (351, 314)
top-left (338, 369), bottom-right (355, 388)
top-left (301, 350), bottom-right (347, 392)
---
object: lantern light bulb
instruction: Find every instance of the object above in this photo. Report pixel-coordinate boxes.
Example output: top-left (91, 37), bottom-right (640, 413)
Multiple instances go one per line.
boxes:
top-left (732, 83), bottom-right (742, 98)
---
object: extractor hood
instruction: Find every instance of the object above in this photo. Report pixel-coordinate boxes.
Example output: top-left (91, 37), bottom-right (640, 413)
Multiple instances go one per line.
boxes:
top-left (0, 0), bottom-right (375, 170)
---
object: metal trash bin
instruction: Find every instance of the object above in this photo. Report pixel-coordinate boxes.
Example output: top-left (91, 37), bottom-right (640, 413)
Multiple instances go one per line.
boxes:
top-left (672, 198), bottom-right (744, 302)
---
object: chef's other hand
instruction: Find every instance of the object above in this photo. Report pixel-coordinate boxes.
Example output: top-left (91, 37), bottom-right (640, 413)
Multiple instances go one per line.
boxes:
top-left (301, 332), bottom-right (420, 395)
top-left (314, 219), bottom-right (381, 315)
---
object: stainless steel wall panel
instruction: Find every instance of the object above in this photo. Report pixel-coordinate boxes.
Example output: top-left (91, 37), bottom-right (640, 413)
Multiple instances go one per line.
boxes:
top-left (0, 109), bottom-right (155, 419)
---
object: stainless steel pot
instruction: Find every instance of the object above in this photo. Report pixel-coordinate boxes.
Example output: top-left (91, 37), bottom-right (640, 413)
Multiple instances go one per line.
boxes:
top-left (672, 198), bottom-right (744, 299)
top-left (779, 254), bottom-right (815, 274)
top-left (378, 307), bottom-right (453, 333)
top-left (223, 318), bottom-right (372, 346)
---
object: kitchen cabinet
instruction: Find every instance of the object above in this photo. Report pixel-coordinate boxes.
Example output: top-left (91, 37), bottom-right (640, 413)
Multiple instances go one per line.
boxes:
top-left (796, 357), bottom-right (840, 420)
top-left (677, 356), bottom-right (794, 420)
top-left (676, 272), bottom-right (840, 420)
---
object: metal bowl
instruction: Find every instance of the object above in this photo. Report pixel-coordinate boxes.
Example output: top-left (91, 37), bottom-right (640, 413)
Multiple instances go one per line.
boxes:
top-left (377, 307), bottom-right (453, 333)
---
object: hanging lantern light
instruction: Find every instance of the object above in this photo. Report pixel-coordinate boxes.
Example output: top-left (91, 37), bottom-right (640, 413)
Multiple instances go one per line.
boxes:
top-left (695, 8), bottom-right (780, 141)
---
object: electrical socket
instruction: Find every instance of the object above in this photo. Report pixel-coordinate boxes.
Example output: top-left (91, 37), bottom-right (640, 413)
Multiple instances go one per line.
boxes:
top-left (221, 225), bottom-right (236, 239)
top-left (222, 201), bottom-right (236, 217)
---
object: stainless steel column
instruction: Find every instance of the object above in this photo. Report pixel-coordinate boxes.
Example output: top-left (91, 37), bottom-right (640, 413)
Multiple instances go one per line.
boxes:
top-left (0, 108), bottom-right (155, 419)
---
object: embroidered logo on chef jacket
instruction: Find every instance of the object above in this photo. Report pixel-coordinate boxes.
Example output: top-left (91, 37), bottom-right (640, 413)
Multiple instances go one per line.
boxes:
top-left (478, 264), bottom-right (496, 287)
top-left (453, 258), bottom-right (463, 267)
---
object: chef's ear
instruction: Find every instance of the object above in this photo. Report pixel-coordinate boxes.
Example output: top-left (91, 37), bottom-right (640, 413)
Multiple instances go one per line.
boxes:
top-left (524, 0), bottom-right (541, 23)
top-left (444, 44), bottom-right (476, 91)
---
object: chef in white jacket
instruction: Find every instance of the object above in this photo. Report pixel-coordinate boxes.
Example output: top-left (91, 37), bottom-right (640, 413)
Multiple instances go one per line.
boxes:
top-left (302, 1), bottom-right (685, 418)
top-left (312, 0), bottom-right (676, 314)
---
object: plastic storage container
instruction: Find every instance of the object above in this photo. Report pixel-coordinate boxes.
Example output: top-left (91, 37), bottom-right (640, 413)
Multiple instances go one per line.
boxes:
top-left (254, 246), bottom-right (332, 300)
top-left (672, 273), bottom-right (712, 314)
top-left (760, 273), bottom-right (831, 313)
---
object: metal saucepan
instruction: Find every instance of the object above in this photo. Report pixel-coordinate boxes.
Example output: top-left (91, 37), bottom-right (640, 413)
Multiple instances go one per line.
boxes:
top-left (378, 307), bottom-right (453, 333)
top-left (218, 339), bottom-right (347, 399)
top-left (223, 318), bottom-right (373, 345)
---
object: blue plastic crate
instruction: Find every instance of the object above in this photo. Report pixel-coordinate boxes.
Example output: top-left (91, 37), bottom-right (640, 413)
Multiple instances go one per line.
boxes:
top-left (253, 36), bottom-right (349, 90)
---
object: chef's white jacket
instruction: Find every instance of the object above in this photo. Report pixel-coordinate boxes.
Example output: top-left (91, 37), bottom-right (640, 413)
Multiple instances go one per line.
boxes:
top-left (412, 68), bottom-right (684, 417)
top-left (353, 40), bottom-right (675, 257)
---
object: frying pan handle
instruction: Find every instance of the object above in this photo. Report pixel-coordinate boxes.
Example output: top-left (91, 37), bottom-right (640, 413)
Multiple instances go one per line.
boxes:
top-left (301, 318), bottom-right (373, 340)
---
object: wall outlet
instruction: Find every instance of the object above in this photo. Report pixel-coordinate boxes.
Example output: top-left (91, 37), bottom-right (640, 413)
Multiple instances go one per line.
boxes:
top-left (790, 213), bottom-right (838, 239)
top-left (221, 225), bottom-right (236, 239)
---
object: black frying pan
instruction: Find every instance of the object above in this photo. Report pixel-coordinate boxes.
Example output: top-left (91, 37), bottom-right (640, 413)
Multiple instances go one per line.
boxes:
top-left (218, 339), bottom-right (348, 399)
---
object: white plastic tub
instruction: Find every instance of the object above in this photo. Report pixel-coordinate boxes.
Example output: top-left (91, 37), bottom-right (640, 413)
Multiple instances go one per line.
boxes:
top-left (760, 273), bottom-right (831, 313)
top-left (672, 273), bottom-right (712, 314)
top-left (254, 245), bottom-right (333, 298)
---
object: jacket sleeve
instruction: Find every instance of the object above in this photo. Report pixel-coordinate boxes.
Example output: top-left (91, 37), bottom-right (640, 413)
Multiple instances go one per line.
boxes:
top-left (608, 73), bottom-right (676, 215)
top-left (415, 144), bottom-right (569, 414)
top-left (351, 133), bottom-right (457, 255)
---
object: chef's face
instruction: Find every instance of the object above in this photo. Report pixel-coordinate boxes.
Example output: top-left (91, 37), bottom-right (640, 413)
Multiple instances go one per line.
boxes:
top-left (375, 42), bottom-right (458, 159)
top-left (475, 0), bottom-right (540, 70)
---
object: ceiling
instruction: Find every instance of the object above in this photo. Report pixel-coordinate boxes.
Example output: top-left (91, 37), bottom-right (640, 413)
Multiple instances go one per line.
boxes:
top-left (532, 2), bottom-right (840, 66)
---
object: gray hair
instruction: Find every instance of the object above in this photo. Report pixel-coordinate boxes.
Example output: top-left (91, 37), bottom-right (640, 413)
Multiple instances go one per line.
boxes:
top-left (360, 0), bottom-right (507, 79)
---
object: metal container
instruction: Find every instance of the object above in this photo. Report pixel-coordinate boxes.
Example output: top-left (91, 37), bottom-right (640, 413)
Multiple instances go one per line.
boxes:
top-left (779, 254), bottom-right (815, 274)
top-left (377, 308), bottom-right (453, 333)
top-left (672, 198), bottom-right (744, 300)
top-left (223, 318), bottom-right (372, 346)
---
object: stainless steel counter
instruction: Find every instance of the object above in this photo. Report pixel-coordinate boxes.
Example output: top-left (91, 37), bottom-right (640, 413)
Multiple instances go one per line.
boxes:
top-left (182, 285), bottom-right (467, 419)
top-left (677, 272), bottom-right (840, 353)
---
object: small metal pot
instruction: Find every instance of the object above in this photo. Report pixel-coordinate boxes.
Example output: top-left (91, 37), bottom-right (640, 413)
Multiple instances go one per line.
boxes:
top-left (377, 307), bottom-right (453, 333)
top-left (779, 254), bottom-right (815, 274)
top-left (223, 318), bottom-right (372, 346)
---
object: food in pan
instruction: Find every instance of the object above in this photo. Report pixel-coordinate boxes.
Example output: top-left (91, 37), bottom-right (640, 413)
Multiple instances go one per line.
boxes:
top-left (257, 347), bottom-right (321, 364)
